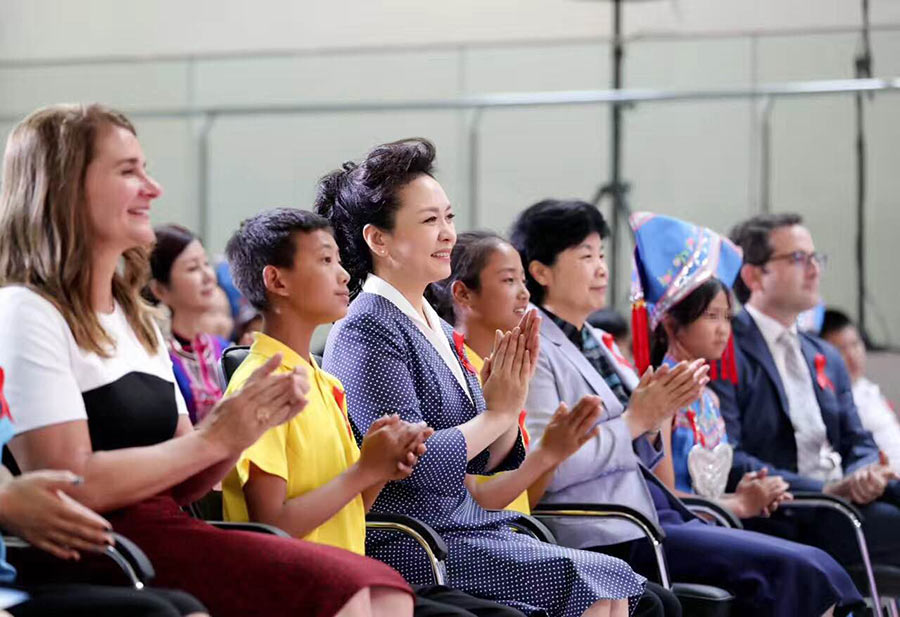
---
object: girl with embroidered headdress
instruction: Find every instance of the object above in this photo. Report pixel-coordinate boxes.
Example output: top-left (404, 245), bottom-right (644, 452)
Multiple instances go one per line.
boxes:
top-left (629, 212), bottom-right (863, 617)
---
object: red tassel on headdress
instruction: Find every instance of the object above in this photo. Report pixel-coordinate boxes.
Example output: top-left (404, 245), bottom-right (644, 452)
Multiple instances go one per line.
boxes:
top-left (631, 300), bottom-right (651, 375)
top-left (714, 333), bottom-right (738, 384)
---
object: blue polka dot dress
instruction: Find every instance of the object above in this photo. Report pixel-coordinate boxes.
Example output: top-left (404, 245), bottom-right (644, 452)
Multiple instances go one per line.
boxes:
top-left (323, 291), bottom-right (645, 617)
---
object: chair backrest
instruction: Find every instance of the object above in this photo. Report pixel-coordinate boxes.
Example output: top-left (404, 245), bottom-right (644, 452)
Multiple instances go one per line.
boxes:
top-left (221, 345), bottom-right (251, 383)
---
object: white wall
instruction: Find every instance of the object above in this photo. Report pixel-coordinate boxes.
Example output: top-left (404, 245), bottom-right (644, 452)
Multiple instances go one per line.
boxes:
top-left (2, 0), bottom-right (899, 59)
top-left (1, 0), bottom-right (899, 346)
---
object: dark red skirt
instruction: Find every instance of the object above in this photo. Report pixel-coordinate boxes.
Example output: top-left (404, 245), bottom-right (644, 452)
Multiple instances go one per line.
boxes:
top-left (104, 495), bottom-right (411, 617)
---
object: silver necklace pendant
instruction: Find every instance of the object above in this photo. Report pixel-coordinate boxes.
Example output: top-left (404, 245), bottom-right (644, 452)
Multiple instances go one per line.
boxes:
top-left (687, 442), bottom-right (733, 499)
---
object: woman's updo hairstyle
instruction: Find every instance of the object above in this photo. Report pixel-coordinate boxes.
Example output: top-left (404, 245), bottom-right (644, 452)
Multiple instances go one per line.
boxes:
top-left (426, 231), bottom-right (506, 325)
top-left (314, 137), bottom-right (436, 296)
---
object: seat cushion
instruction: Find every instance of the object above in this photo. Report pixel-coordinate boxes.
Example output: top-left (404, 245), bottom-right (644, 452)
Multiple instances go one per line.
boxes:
top-left (672, 582), bottom-right (733, 617)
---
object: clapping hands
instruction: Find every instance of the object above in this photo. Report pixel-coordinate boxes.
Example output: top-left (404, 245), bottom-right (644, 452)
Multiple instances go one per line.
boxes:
top-left (536, 395), bottom-right (605, 466)
top-left (0, 470), bottom-right (114, 561)
top-left (359, 414), bottom-right (434, 482)
top-left (481, 309), bottom-right (542, 420)
top-left (199, 353), bottom-right (310, 457)
top-left (826, 452), bottom-right (900, 505)
top-left (626, 359), bottom-right (710, 436)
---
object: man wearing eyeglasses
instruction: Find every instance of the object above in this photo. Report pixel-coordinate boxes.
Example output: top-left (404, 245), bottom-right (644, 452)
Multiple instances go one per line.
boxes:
top-left (709, 213), bottom-right (900, 571)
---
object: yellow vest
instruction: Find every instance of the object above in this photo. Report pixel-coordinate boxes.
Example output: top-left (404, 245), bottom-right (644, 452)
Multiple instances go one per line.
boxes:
top-left (222, 333), bottom-right (366, 554)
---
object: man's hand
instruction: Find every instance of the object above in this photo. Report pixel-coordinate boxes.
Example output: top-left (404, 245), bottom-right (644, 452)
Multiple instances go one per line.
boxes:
top-left (824, 455), bottom-right (900, 505)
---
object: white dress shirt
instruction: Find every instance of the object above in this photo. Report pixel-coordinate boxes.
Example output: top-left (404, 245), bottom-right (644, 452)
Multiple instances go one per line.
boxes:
top-left (745, 304), bottom-right (842, 482)
top-left (853, 377), bottom-right (900, 474)
top-left (363, 274), bottom-right (472, 403)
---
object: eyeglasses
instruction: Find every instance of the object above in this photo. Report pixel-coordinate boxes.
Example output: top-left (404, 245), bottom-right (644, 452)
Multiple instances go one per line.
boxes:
top-left (765, 251), bottom-right (828, 270)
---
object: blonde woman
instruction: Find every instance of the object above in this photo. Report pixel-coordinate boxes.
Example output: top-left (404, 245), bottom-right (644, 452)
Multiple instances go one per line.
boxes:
top-left (0, 104), bottom-right (414, 617)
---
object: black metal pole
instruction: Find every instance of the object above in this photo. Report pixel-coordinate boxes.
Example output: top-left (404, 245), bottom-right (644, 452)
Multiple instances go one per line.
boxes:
top-left (855, 0), bottom-right (871, 341)
top-left (609, 0), bottom-right (625, 306)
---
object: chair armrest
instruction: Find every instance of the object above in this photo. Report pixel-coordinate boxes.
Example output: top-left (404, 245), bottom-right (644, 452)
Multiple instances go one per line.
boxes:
top-left (679, 497), bottom-right (743, 529)
top-left (499, 513), bottom-right (557, 544)
top-left (531, 502), bottom-right (665, 542)
top-left (365, 513), bottom-right (448, 561)
top-left (782, 492), bottom-right (863, 520)
top-left (4, 532), bottom-right (155, 589)
top-left (771, 492), bottom-right (879, 602)
top-left (205, 520), bottom-right (291, 538)
top-left (365, 513), bottom-right (448, 585)
top-left (531, 502), bottom-right (670, 588)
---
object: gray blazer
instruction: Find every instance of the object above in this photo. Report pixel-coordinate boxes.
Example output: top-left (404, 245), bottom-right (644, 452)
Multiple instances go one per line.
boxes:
top-left (525, 305), bottom-right (663, 548)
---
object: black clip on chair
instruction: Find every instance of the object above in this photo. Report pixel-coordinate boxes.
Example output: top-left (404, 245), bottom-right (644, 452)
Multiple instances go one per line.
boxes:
top-left (218, 345), bottom-right (451, 585)
top-left (532, 502), bottom-right (734, 617)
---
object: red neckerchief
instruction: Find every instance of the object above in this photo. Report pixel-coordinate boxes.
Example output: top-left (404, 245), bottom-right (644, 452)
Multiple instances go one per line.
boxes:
top-left (0, 368), bottom-right (13, 422)
top-left (814, 354), bottom-right (835, 392)
top-left (451, 331), bottom-right (477, 375)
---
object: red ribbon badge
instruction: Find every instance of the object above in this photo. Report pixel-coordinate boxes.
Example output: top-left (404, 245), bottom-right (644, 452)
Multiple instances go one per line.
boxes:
top-left (686, 409), bottom-right (707, 448)
top-left (601, 333), bottom-right (633, 370)
top-left (451, 331), bottom-right (477, 375)
top-left (814, 354), bottom-right (835, 392)
top-left (332, 385), bottom-right (353, 439)
top-left (0, 368), bottom-right (13, 422)
top-left (518, 410), bottom-right (531, 449)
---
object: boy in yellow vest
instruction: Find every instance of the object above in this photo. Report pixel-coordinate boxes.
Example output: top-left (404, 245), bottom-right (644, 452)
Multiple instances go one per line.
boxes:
top-left (222, 208), bottom-right (529, 617)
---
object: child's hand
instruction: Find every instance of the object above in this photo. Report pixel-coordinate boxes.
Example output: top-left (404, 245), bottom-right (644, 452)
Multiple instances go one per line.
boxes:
top-left (359, 417), bottom-right (433, 482)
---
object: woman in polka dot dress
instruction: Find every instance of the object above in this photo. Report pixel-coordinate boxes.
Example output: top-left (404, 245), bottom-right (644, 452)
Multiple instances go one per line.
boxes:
top-left (318, 138), bottom-right (645, 617)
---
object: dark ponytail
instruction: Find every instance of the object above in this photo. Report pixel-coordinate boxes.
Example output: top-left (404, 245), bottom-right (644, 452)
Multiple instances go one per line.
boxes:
top-left (426, 231), bottom-right (506, 325)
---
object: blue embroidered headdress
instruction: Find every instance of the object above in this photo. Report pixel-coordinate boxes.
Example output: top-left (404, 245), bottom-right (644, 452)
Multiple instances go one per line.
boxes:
top-left (629, 212), bottom-right (743, 374)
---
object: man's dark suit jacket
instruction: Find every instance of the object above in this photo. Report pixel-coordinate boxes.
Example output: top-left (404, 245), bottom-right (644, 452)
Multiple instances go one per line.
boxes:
top-left (709, 309), bottom-right (880, 493)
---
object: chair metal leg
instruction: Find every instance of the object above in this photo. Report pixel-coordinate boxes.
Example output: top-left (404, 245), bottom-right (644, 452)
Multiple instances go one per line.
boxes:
top-left (885, 597), bottom-right (899, 617)
top-left (777, 496), bottom-right (880, 605)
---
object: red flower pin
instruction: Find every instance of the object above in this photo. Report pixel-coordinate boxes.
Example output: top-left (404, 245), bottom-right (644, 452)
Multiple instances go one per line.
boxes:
top-left (814, 354), bottom-right (835, 392)
top-left (451, 331), bottom-right (477, 375)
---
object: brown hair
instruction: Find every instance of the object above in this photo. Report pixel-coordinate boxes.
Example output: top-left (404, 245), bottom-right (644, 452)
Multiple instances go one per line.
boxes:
top-left (0, 103), bottom-right (159, 356)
